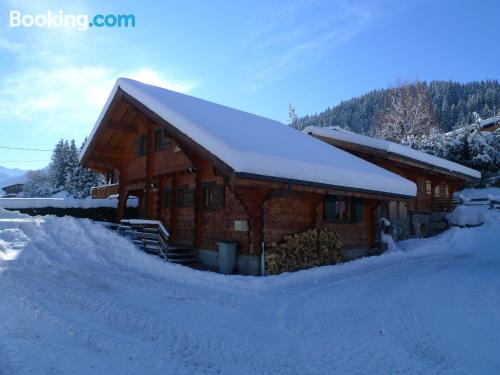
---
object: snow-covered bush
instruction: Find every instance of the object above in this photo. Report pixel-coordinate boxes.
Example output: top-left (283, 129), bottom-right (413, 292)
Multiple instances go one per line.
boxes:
top-left (22, 170), bottom-right (53, 197)
top-left (416, 128), bottom-right (500, 186)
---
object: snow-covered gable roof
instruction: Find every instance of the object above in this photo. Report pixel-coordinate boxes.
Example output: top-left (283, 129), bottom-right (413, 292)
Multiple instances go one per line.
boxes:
top-left (479, 114), bottom-right (500, 128)
top-left (81, 78), bottom-right (416, 197)
top-left (304, 126), bottom-right (481, 179)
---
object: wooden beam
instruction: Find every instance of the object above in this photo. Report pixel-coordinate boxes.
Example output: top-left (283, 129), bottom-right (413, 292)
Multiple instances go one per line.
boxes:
top-left (119, 89), bottom-right (235, 180)
top-left (107, 122), bottom-right (138, 134)
top-left (94, 145), bottom-right (127, 157)
top-left (116, 169), bottom-right (128, 222)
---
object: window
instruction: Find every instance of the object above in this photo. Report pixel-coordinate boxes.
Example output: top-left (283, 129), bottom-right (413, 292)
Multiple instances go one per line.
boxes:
top-left (136, 135), bottom-right (148, 156)
top-left (425, 180), bottom-right (432, 195)
top-left (398, 202), bottom-right (408, 220)
top-left (444, 185), bottom-right (449, 199)
top-left (434, 185), bottom-right (440, 198)
top-left (154, 128), bottom-right (171, 151)
top-left (177, 185), bottom-right (195, 207)
top-left (388, 201), bottom-right (398, 222)
top-left (163, 188), bottom-right (172, 208)
top-left (202, 182), bottom-right (224, 209)
top-left (324, 196), bottom-right (363, 223)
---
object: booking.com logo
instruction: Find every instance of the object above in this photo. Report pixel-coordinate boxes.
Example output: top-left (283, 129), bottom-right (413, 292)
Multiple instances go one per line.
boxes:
top-left (9, 10), bottom-right (135, 31)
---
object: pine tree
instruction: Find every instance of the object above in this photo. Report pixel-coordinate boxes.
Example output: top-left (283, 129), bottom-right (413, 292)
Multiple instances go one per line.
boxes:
top-left (50, 139), bottom-right (69, 192)
top-left (66, 140), bottom-right (106, 198)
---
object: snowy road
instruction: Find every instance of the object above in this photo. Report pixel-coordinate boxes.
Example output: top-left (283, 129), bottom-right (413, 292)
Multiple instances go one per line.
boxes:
top-left (0, 208), bottom-right (499, 374)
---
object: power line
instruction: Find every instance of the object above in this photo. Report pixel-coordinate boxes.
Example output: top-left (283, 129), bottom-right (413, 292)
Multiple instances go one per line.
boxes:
top-left (0, 160), bottom-right (50, 163)
top-left (0, 146), bottom-right (52, 152)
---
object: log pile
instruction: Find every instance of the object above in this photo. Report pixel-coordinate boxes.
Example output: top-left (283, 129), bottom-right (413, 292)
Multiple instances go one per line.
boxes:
top-left (265, 227), bottom-right (343, 275)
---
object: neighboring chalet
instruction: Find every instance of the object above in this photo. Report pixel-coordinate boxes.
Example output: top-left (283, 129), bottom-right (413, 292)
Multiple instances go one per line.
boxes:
top-left (476, 114), bottom-right (500, 132)
top-left (81, 78), bottom-right (416, 275)
top-left (304, 126), bottom-right (481, 238)
top-left (445, 114), bottom-right (500, 136)
top-left (1, 183), bottom-right (25, 198)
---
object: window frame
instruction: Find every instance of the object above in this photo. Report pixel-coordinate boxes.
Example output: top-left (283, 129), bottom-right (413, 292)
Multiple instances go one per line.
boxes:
top-left (177, 185), bottom-right (195, 208)
top-left (202, 182), bottom-right (225, 210)
top-left (324, 195), bottom-right (363, 224)
top-left (136, 135), bottom-right (148, 157)
top-left (154, 128), bottom-right (171, 151)
top-left (425, 180), bottom-right (432, 195)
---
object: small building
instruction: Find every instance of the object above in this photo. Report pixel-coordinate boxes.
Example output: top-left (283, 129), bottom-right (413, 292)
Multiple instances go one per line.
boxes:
top-left (80, 78), bottom-right (416, 275)
top-left (477, 114), bottom-right (500, 132)
top-left (445, 114), bottom-right (500, 135)
top-left (1, 183), bottom-right (25, 198)
top-left (304, 126), bottom-right (481, 238)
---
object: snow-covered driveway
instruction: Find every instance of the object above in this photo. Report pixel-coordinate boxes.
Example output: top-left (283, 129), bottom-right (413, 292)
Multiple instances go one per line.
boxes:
top-left (0, 208), bottom-right (499, 374)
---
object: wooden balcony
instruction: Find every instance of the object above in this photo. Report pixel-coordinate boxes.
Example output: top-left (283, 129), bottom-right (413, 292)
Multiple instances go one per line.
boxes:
top-left (431, 198), bottom-right (457, 212)
top-left (91, 183), bottom-right (119, 199)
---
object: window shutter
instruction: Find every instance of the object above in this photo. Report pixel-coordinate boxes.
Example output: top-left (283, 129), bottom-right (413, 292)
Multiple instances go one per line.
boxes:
top-left (163, 188), bottom-right (172, 208)
top-left (324, 196), bottom-right (336, 222)
top-left (135, 138), bottom-right (141, 156)
top-left (184, 189), bottom-right (195, 206)
top-left (177, 187), bottom-right (185, 207)
top-left (353, 198), bottom-right (364, 223)
top-left (212, 185), bottom-right (225, 209)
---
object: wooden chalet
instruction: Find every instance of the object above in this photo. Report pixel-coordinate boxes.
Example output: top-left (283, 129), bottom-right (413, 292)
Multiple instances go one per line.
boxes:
top-left (81, 78), bottom-right (416, 275)
top-left (304, 126), bottom-right (481, 239)
top-left (1, 183), bottom-right (25, 197)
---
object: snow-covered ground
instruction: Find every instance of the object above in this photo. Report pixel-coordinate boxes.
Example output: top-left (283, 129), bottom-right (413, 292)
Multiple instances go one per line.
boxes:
top-left (0, 206), bottom-right (499, 374)
top-left (447, 187), bottom-right (500, 226)
top-left (0, 196), bottom-right (138, 209)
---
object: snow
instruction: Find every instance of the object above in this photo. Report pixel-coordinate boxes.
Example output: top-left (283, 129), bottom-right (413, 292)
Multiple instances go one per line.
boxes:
top-left (304, 126), bottom-right (481, 179)
top-left (1, 207), bottom-right (500, 373)
top-left (121, 219), bottom-right (169, 236)
top-left (446, 188), bottom-right (500, 226)
top-left (0, 197), bottom-right (138, 209)
top-left (81, 78), bottom-right (416, 197)
top-left (453, 187), bottom-right (500, 202)
top-left (446, 205), bottom-right (500, 226)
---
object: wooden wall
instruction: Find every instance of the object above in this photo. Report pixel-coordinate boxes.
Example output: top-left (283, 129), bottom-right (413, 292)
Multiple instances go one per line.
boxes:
top-left (89, 103), bottom-right (390, 259)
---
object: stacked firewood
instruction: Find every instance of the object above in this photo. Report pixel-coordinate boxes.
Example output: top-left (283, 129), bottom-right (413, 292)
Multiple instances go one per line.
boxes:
top-left (265, 227), bottom-right (343, 275)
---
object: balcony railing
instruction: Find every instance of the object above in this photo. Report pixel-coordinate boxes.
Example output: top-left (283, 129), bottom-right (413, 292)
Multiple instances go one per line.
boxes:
top-left (90, 183), bottom-right (119, 199)
top-left (431, 198), bottom-right (458, 212)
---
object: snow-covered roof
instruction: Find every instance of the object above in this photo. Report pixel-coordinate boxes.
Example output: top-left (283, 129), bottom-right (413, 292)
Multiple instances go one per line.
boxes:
top-left (0, 197), bottom-right (138, 209)
top-left (304, 126), bottom-right (481, 179)
top-left (81, 78), bottom-right (416, 197)
top-left (479, 114), bottom-right (500, 128)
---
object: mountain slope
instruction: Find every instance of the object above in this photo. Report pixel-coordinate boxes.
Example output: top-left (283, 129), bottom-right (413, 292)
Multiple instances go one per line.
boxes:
top-left (295, 80), bottom-right (500, 133)
top-left (0, 166), bottom-right (26, 187)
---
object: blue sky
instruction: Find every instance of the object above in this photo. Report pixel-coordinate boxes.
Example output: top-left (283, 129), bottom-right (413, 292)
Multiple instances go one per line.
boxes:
top-left (0, 0), bottom-right (498, 170)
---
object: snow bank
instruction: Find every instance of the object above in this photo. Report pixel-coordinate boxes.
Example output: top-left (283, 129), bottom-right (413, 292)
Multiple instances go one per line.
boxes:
top-left (446, 205), bottom-right (500, 226)
top-left (0, 197), bottom-right (138, 209)
top-left (454, 187), bottom-right (500, 202)
top-left (81, 78), bottom-right (417, 197)
top-left (304, 126), bottom-right (481, 179)
top-left (1, 208), bottom-right (500, 373)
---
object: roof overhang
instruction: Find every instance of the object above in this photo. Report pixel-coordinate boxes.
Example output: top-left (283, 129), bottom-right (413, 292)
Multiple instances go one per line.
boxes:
top-left (306, 129), bottom-right (481, 181)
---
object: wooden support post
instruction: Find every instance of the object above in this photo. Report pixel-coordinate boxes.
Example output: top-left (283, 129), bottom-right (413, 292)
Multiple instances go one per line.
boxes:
top-left (169, 172), bottom-right (178, 241)
top-left (194, 167), bottom-right (203, 249)
top-left (158, 175), bottom-right (165, 220)
top-left (145, 115), bottom-right (155, 219)
top-left (116, 171), bottom-right (127, 222)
